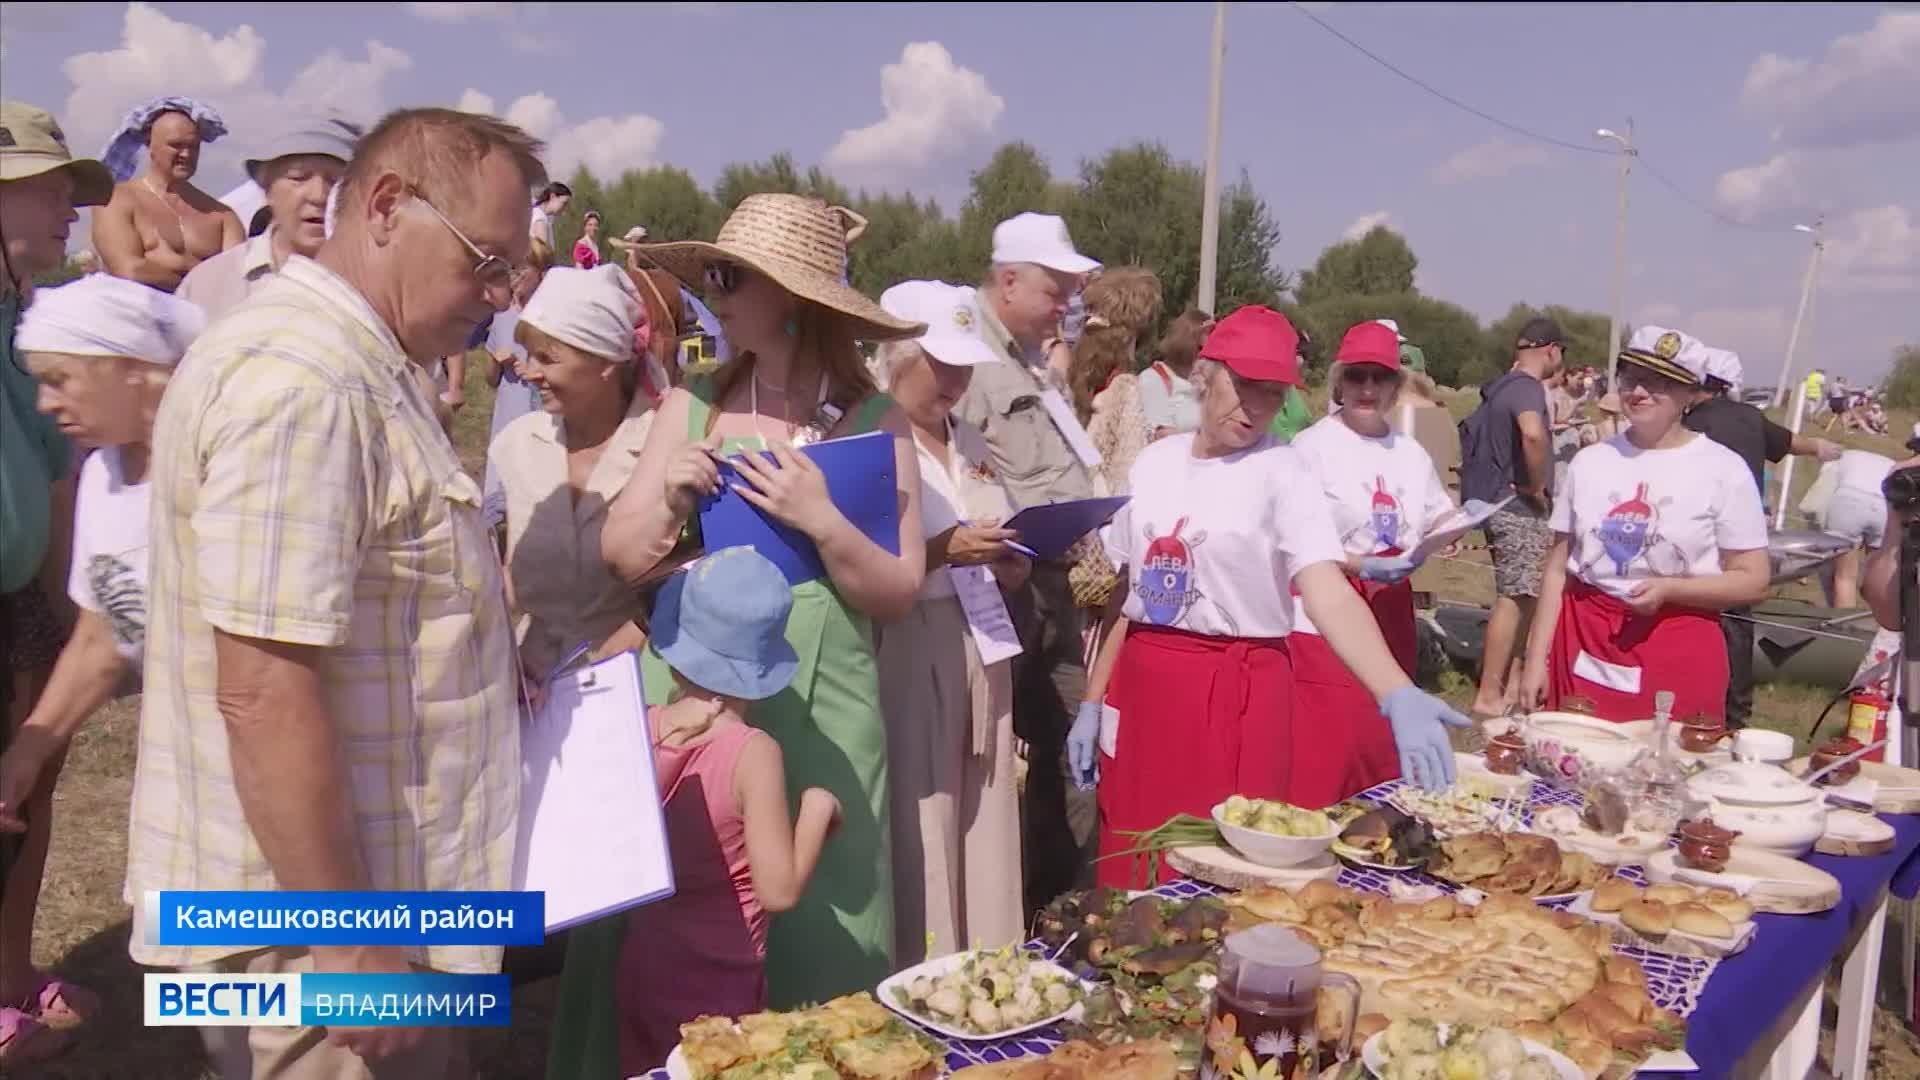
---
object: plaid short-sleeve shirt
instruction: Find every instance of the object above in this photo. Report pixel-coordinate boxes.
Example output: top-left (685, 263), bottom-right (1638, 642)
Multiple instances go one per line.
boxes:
top-left (131, 256), bottom-right (519, 973)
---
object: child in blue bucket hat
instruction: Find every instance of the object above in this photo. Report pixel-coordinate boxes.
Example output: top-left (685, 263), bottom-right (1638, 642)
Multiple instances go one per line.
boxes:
top-left (552, 547), bottom-right (842, 1078)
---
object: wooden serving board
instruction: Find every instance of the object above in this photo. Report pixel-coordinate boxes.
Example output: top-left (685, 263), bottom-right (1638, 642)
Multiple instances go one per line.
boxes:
top-left (1815, 809), bottom-right (1897, 856)
top-left (1167, 844), bottom-right (1341, 891)
top-left (1787, 757), bottom-right (1920, 814)
top-left (1646, 848), bottom-right (1840, 914)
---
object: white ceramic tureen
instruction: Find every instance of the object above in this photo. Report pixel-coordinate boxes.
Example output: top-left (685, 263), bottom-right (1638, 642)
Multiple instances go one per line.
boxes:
top-left (1684, 760), bottom-right (1826, 857)
top-left (1519, 712), bottom-right (1648, 791)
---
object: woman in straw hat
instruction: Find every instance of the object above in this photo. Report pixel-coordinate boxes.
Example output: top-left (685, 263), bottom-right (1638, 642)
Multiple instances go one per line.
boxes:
top-left (601, 194), bottom-right (928, 1009)
top-left (1517, 326), bottom-right (1770, 724)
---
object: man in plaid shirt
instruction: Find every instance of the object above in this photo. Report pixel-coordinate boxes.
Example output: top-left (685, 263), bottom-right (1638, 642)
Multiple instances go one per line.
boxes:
top-left (133, 108), bottom-right (544, 1079)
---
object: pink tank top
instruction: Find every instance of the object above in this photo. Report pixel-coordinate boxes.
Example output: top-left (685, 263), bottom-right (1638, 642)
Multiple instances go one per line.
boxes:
top-left (642, 722), bottom-right (768, 956)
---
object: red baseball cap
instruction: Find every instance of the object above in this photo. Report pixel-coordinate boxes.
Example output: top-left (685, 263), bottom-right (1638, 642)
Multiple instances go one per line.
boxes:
top-left (1335, 321), bottom-right (1401, 370)
top-left (1198, 306), bottom-right (1302, 385)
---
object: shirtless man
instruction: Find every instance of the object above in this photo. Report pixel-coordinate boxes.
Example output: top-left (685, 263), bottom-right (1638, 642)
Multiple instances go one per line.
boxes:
top-left (91, 110), bottom-right (242, 291)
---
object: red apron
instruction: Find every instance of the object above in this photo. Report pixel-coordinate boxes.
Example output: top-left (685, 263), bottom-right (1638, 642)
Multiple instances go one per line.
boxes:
top-left (1096, 626), bottom-right (1319, 889)
top-left (1547, 577), bottom-right (1728, 723)
top-left (1288, 574), bottom-right (1414, 801)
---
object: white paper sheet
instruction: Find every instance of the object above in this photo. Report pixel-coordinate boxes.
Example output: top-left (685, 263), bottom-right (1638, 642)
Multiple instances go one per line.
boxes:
top-left (513, 652), bottom-right (675, 931)
top-left (1038, 388), bottom-right (1103, 468)
top-left (1099, 704), bottom-right (1120, 759)
top-left (948, 564), bottom-right (1023, 666)
top-left (1410, 494), bottom-right (1515, 564)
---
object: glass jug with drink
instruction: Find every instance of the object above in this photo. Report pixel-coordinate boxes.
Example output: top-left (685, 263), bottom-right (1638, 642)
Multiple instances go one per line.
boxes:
top-left (1206, 924), bottom-right (1361, 1080)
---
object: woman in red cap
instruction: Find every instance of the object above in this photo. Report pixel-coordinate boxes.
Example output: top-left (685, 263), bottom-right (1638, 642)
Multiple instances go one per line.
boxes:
top-left (1518, 326), bottom-right (1769, 722)
top-left (1289, 321), bottom-right (1459, 800)
top-left (1068, 307), bottom-right (1469, 889)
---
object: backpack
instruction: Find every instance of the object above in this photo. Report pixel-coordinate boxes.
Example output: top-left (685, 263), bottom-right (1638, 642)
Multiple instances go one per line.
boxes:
top-left (1457, 371), bottom-right (1525, 496)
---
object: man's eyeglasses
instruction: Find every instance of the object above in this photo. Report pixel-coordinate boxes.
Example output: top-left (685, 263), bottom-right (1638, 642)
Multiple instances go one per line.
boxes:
top-left (702, 261), bottom-right (743, 296)
top-left (408, 186), bottom-right (514, 293)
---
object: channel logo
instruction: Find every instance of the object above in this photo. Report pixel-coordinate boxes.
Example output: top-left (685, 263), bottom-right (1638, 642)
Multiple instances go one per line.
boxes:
top-left (144, 972), bottom-right (512, 1027)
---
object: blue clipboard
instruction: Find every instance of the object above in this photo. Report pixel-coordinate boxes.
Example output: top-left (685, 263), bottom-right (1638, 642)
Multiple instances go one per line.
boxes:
top-left (1002, 496), bottom-right (1132, 561)
top-left (698, 430), bottom-right (900, 585)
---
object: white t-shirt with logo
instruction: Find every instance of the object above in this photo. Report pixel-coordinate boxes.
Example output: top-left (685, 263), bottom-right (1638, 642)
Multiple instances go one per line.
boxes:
top-left (1103, 433), bottom-right (1344, 639)
top-left (1288, 416), bottom-right (1455, 636)
top-left (1551, 432), bottom-right (1768, 600)
top-left (66, 447), bottom-right (151, 664)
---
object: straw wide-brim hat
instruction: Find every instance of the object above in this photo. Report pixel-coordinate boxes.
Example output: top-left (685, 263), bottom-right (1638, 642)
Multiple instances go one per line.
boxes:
top-left (638, 193), bottom-right (926, 341)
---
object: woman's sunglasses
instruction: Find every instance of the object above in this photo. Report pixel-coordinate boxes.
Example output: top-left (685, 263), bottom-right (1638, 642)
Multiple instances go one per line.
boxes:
top-left (1340, 365), bottom-right (1399, 386)
top-left (702, 261), bottom-right (743, 295)
top-left (1617, 366), bottom-right (1688, 395)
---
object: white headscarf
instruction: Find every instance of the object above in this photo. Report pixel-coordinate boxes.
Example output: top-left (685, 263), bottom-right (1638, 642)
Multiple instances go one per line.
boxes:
top-left (521, 265), bottom-right (649, 363)
top-left (17, 275), bottom-right (206, 366)
top-left (519, 265), bottom-right (670, 404)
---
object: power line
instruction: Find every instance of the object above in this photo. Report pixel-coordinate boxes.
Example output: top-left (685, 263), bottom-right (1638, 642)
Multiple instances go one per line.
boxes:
top-left (1636, 156), bottom-right (1787, 232)
top-left (1285, 1), bottom-right (1610, 157)
top-left (1284, 1), bottom-right (1798, 234)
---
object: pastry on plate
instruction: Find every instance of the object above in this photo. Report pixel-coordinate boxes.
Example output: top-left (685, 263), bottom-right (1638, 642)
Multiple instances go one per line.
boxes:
top-left (1643, 883), bottom-right (1696, 907)
top-left (1592, 877), bottom-right (1641, 913)
top-left (681, 1016), bottom-right (753, 1079)
top-left (1699, 888), bottom-right (1754, 924)
top-left (1672, 902), bottom-right (1736, 939)
top-left (830, 1033), bottom-right (938, 1080)
top-left (1619, 898), bottom-right (1672, 938)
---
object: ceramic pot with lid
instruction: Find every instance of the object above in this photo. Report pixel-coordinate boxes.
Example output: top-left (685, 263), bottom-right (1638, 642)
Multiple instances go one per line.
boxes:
top-left (1484, 732), bottom-right (1526, 776)
top-left (1677, 818), bottom-right (1739, 873)
top-left (1809, 736), bottom-right (1865, 786)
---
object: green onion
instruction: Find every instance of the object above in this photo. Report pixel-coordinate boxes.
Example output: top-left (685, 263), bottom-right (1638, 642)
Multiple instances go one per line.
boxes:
top-left (1093, 814), bottom-right (1223, 885)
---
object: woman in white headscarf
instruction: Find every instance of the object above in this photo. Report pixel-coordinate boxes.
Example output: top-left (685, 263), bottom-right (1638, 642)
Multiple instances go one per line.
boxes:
top-left (490, 264), bottom-right (671, 683)
top-left (0, 275), bottom-right (203, 1065)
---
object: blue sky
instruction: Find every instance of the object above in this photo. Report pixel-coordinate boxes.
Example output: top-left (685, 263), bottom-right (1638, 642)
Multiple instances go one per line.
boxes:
top-left (2, 2), bottom-right (1914, 384)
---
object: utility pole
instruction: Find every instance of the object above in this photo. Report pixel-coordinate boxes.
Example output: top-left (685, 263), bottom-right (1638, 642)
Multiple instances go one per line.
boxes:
top-left (1773, 227), bottom-right (1824, 528)
top-left (1772, 220), bottom-right (1825, 408)
top-left (1597, 121), bottom-right (1635, 388)
top-left (1197, 0), bottom-right (1227, 315)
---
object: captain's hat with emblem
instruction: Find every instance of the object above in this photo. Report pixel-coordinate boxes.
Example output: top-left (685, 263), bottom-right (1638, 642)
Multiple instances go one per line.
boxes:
top-left (1619, 324), bottom-right (1710, 387)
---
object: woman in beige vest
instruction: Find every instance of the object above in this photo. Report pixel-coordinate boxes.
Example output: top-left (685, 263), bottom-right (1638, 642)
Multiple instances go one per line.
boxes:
top-left (490, 264), bottom-right (670, 681)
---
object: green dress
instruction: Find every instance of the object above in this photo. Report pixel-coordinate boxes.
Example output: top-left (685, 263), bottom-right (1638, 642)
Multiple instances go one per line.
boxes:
top-left (547, 382), bottom-right (897, 1079)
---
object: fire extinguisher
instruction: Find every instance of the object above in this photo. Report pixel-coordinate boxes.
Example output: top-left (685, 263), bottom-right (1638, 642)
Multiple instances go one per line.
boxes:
top-left (1845, 685), bottom-right (1891, 761)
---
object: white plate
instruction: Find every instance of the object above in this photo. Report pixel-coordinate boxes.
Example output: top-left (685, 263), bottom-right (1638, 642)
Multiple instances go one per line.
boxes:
top-left (877, 951), bottom-right (1090, 1042)
top-left (1362, 1026), bottom-right (1582, 1080)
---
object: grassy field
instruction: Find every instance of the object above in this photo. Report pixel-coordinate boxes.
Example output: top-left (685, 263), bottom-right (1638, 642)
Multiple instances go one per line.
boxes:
top-left (20, 365), bottom-right (1920, 1077)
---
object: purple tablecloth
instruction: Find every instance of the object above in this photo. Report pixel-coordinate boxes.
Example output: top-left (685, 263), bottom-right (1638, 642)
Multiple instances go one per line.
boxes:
top-left (1643, 812), bottom-right (1920, 1077)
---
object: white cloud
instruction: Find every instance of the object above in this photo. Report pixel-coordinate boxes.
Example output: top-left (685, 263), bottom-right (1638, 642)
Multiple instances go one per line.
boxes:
top-left (58, 3), bottom-right (412, 187)
top-left (1713, 153), bottom-right (1809, 223)
top-left (1341, 211), bottom-right (1393, 241)
top-left (1741, 11), bottom-right (1920, 150)
top-left (1428, 137), bottom-right (1552, 184)
top-left (457, 89), bottom-right (666, 180)
top-left (1824, 205), bottom-right (1920, 294)
top-left (824, 42), bottom-right (1003, 182)
top-left (406, 2), bottom-right (513, 21)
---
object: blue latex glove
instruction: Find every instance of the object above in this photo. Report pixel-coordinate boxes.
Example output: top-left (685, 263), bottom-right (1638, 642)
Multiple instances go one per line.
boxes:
top-left (1381, 686), bottom-right (1471, 791)
top-left (1068, 701), bottom-right (1102, 791)
top-left (1357, 555), bottom-right (1418, 584)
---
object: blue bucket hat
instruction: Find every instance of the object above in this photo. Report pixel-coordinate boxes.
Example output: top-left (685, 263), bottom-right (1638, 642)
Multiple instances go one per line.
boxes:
top-left (650, 547), bottom-right (798, 701)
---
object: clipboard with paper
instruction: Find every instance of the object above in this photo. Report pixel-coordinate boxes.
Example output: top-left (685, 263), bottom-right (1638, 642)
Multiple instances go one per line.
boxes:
top-left (1410, 495), bottom-right (1514, 564)
top-left (513, 651), bottom-right (676, 932)
top-left (698, 430), bottom-right (900, 585)
top-left (1001, 496), bottom-right (1132, 561)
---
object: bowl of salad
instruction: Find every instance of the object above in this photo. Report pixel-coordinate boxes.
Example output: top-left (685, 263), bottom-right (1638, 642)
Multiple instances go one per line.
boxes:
top-left (1210, 796), bottom-right (1337, 867)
